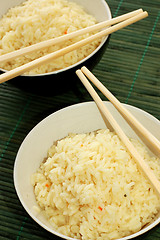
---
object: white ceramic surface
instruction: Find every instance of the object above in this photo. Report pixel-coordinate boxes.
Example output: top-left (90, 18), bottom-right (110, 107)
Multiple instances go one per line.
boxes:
top-left (14, 101), bottom-right (160, 240)
top-left (0, 0), bottom-right (111, 76)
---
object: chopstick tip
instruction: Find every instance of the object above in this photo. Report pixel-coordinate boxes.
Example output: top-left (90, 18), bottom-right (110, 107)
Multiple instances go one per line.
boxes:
top-left (76, 69), bottom-right (81, 75)
top-left (145, 11), bottom-right (149, 17)
top-left (81, 66), bottom-right (87, 71)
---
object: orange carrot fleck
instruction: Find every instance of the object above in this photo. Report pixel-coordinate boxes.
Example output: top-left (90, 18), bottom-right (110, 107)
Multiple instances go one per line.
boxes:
top-left (45, 183), bottom-right (50, 188)
top-left (98, 206), bottom-right (103, 211)
top-left (64, 30), bottom-right (67, 34)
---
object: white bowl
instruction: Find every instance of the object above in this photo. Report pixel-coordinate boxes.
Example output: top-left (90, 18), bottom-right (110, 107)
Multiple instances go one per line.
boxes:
top-left (0, 0), bottom-right (111, 94)
top-left (14, 101), bottom-right (160, 240)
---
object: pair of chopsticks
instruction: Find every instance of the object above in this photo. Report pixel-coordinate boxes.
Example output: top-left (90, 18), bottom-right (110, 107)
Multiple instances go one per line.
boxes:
top-left (0, 9), bottom-right (148, 84)
top-left (76, 67), bottom-right (160, 198)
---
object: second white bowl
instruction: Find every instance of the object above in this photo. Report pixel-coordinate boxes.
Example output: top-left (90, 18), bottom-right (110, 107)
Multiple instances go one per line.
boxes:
top-left (14, 101), bottom-right (160, 240)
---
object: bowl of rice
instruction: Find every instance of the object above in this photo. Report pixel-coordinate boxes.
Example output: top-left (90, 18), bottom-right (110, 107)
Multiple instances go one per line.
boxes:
top-left (0, 0), bottom-right (111, 94)
top-left (14, 101), bottom-right (160, 240)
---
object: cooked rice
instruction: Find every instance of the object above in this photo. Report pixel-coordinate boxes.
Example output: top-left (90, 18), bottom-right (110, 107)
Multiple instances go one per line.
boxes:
top-left (31, 129), bottom-right (160, 240)
top-left (0, 0), bottom-right (100, 75)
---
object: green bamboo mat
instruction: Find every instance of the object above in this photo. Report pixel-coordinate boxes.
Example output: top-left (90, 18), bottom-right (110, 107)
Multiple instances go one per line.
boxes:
top-left (0, 0), bottom-right (160, 239)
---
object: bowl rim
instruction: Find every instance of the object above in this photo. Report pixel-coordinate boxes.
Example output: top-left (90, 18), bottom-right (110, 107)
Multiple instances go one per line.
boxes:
top-left (0, 0), bottom-right (112, 77)
top-left (14, 101), bottom-right (160, 240)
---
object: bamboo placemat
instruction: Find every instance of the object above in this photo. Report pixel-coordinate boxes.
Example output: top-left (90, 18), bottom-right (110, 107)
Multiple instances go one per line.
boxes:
top-left (0, 0), bottom-right (160, 239)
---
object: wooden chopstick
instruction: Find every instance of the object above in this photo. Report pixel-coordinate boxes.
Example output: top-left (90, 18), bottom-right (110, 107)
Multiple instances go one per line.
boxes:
top-left (0, 9), bottom-right (143, 64)
top-left (81, 66), bottom-right (160, 158)
top-left (0, 11), bottom-right (148, 84)
top-left (76, 68), bottom-right (160, 198)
